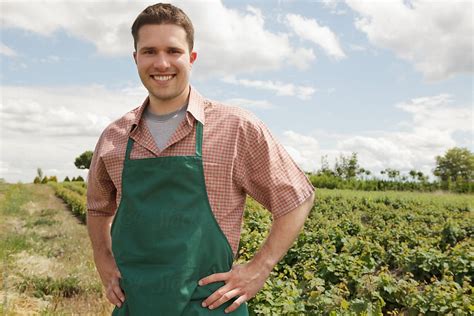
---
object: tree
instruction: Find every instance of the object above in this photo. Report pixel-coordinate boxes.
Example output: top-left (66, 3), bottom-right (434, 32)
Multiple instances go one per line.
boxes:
top-left (37, 168), bottom-right (44, 181)
top-left (319, 155), bottom-right (335, 176)
top-left (334, 152), bottom-right (361, 180)
top-left (417, 171), bottom-right (428, 183)
top-left (358, 167), bottom-right (371, 180)
top-left (433, 147), bottom-right (474, 182)
top-left (381, 168), bottom-right (400, 181)
top-left (64, 176), bottom-right (71, 182)
top-left (75, 175), bottom-right (85, 182)
top-left (75, 150), bottom-right (93, 170)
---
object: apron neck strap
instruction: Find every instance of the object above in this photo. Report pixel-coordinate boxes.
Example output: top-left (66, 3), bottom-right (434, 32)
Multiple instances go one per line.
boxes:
top-left (195, 120), bottom-right (203, 157)
top-left (124, 120), bottom-right (203, 161)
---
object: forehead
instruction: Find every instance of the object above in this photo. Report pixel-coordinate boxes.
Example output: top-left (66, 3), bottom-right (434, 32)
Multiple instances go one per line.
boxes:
top-left (136, 24), bottom-right (189, 50)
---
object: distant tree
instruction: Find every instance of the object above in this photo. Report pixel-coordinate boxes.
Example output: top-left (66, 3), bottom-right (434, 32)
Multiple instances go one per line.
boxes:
top-left (319, 155), bottom-right (335, 176)
top-left (34, 176), bottom-right (41, 184)
top-left (71, 177), bottom-right (76, 181)
top-left (75, 175), bottom-right (85, 182)
top-left (433, 147), bottom-right (474, 182)
top-left (37, 168), bottom-right (44, 181)
top-left (357, 167), bottom-right (372, 180)
top-left (381, 168), bottom-right (400, 181)
top-left (409, 169), bottom-right (418, 181)
top-left (64, 176), bottom-right (71, 182)
top-left (334, 152), bottom-right (360, 180)
top-left (48, 176), bottom-right (58, 182)
top-left (75, 150), bottom-right (93, 170)
top-left (41, 176), bottom-right (48, 184)
top-left (417, 171), bottom-right (428, 182)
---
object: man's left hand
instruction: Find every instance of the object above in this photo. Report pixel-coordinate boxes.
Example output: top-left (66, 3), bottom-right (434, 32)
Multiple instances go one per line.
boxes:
top-left (198, 261), bottom-right (271, 313)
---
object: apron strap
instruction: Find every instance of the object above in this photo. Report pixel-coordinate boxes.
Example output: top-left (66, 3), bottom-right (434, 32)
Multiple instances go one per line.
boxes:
top-left (195, 121), bottom-right (203, 157)
top-left (125, 137), bottom-right (134, 162)
top-left (124, 120), bottom-right (204, 161)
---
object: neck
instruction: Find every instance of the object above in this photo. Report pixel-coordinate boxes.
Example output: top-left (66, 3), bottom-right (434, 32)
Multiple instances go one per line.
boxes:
top-left (148, 86), bottom-right (190, 115)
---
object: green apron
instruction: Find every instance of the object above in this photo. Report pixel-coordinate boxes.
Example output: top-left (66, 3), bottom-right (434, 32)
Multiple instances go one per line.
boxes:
top-left (110, 121), bottom-right (249, 315)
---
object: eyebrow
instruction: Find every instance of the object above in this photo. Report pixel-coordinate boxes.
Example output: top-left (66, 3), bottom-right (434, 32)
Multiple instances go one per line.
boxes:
top-left (139, 46), bottom-right (184, 52)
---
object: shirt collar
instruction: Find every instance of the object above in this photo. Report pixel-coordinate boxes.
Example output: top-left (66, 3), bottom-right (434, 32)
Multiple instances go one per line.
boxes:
top-left (130, 85), bottom-right (206, 134)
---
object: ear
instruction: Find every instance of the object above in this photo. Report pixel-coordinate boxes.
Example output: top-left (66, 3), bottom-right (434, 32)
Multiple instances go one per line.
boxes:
top-left (133, 51), bottom-right (137, 65)
top-left (189, 51), bottom-right (197, 65)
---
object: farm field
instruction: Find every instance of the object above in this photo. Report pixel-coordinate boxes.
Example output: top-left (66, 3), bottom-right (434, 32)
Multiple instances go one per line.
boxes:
top-left (0, 183), bottom-right (111, 315)
top-left (1, 182), bottom-right (473, 315)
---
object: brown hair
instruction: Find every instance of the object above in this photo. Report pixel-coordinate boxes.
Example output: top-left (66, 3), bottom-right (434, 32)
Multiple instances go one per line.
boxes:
top-left (131, 3), bottom-right (194, 52)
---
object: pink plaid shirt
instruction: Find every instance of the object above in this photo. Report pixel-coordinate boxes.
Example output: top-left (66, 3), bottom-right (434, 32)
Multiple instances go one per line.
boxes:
top-left (87, 86), bottom-right (315, 255)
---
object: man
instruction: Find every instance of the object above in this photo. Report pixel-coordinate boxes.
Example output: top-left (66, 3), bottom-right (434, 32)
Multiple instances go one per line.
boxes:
top-left (87, 3), bottom-right (315, 315)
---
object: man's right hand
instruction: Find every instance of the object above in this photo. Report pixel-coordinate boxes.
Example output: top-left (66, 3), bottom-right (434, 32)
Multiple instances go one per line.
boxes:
top-left (87, 215), bottom-right (125, 307)
top-left (94, 252), bottom-right (126, 308)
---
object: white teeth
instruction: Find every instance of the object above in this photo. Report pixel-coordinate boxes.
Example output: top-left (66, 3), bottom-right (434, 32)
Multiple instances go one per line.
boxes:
top-left (152, 75), bottom-right (173, 81)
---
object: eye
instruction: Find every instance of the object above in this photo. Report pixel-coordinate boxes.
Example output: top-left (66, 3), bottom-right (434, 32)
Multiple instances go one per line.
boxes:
top-left (169, 49), bottom-right (181, 54)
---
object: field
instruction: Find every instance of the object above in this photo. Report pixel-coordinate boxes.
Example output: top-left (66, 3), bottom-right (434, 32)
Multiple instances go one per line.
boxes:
top-left (1, 182), bottom-right (472, 315)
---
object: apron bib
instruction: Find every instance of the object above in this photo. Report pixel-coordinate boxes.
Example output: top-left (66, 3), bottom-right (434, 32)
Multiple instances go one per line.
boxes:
top-left (110, 121), bottom-right (249, 315)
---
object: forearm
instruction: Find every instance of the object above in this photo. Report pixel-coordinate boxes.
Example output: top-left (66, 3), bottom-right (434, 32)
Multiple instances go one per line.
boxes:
top-left (87, 213), bottom-right (125, 305)
top-left (250, 191), bottom-right (315, 273)
top-left (86, 214), bottom-right (114, 258)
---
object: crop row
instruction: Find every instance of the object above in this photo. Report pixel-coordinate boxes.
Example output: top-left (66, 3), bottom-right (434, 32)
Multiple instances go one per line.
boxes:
top-left (51, 183), bottom-right (473, 314)
top-left (49, 183), bottom-right (87, 223)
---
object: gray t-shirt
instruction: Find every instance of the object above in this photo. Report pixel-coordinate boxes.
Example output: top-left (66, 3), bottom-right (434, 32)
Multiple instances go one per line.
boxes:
top-left (143, 104), bottom-right (188, 151)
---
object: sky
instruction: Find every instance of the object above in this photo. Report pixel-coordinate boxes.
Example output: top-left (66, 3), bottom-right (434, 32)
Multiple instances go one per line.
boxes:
top-left (0, 0), bottom-right (472, 183)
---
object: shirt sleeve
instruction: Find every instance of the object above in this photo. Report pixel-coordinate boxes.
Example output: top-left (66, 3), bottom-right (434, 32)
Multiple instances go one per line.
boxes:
top-left (235, 113), bottom-right (315, 219)
top-left (86, 130), bottom-right (117, 217)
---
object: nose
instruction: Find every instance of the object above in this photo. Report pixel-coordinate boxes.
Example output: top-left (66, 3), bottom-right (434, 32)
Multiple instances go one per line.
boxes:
top-left (153, 52), bottom-right (170, 71)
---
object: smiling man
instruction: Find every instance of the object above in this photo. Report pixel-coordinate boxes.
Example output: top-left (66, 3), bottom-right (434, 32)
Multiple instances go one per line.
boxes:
top-left (86, 3), bottom-right (315, 315)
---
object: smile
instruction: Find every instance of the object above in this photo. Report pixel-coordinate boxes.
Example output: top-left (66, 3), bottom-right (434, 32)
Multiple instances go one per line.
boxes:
top-left (151, 75), bottom-right (175, 81)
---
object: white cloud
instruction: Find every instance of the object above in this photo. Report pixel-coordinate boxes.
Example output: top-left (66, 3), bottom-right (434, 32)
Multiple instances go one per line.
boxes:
top-left (286, 13), bottom-right (346, 60)
top-left (280, 94), bottom-right (472, 178)
top-left (346, 0), bottom-right (473, 81)
top-left (0, 86), bottom-right (142, 137)
top-left (394, 94), bottom-right (472, 133)
top-left (319, 0), bottom-right (348, 15)
top-left (0, 85), bottom-right (146, 182)
top-left (1, 0), bottom-right (316, 76)
top-left (224, 98), bottom-right (274, 109)
top-left (222, 76), bottom-right (316, 100)
top-left (0, 43), bottom-right (17, 57)
top-left (281, 131), bottom-right (320, 172)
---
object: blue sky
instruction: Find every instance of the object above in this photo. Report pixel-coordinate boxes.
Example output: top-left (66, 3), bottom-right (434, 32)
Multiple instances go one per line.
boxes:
top-left (1, 0), bottom-right (472, 183)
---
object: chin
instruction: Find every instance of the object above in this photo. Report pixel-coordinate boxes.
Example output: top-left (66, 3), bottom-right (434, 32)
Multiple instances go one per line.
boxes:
top-left (151, 91), bottom-right (181, 101)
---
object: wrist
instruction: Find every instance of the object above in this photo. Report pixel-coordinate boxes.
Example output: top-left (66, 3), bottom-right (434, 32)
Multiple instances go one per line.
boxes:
top-left (249, 255), bottom-right (275, 276)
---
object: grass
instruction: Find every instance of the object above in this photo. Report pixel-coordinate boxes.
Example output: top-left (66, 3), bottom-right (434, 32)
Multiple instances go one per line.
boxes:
top-left (18, 276), bottom-right (83, 298)
top-left (0, 235), bottom-right (30, 260)
top-left (0, 183), bottom-right (112, 315)
top-left (0, 184), bottom-right (30, 215)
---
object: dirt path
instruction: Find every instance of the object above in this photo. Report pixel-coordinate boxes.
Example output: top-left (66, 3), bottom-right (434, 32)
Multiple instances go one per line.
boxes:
top-left (0, 183), bottom-right (113, 315)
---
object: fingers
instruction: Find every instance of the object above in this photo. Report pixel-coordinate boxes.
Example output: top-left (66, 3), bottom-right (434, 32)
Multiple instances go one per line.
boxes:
top-left (224, 295), bottom-right (247, 313)
top-left (201, 283), bottom-right (232, 308)
top-left (106, 277), bottom-right (125, 307)
top-left (199, 271), bottom-right (230, 286)
top-left (206, 288), bottom-right (242, 310)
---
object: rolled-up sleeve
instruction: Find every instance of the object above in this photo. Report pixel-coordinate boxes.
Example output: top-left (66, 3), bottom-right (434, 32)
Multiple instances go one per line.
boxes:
top-left (86, 131), bottom-right (117, 217)
top-left (235, 113), bottom-right (315, 219)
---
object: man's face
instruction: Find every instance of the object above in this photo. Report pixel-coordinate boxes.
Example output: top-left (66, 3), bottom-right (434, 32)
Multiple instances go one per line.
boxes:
top-left (133, 24), bottom-right (197, 105)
